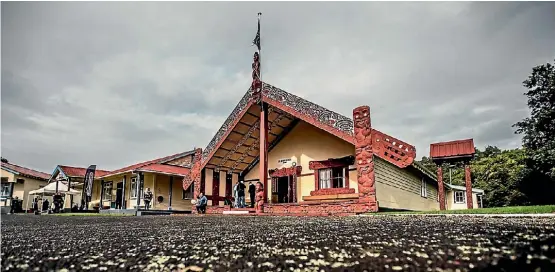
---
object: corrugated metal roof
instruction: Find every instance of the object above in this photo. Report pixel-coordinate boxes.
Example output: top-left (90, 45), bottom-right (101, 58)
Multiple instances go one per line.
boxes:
top-left (430, 139), bottom-right (475, 159)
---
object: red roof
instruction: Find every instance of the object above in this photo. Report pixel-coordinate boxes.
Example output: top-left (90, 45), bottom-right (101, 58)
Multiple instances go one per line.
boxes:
top-left (1, 162), bottom-right (50, 181)
top-left (430, 139), bottom-right (475, 159)
top-left (137, 164), bottom-right (190, 176)
top-left (59, 166), bottom-right (110, 178)
top-left (99, 150), bottom-right (195, 178)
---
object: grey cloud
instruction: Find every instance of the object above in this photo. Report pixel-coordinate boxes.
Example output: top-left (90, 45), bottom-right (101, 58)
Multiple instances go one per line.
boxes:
top-left (1, 2), bottom-right (554, 172)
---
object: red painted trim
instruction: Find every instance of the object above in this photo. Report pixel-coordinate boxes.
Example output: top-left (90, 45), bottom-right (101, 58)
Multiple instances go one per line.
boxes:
top-left (372, 129), bottom-right (416, 168)
top-left (268, 166), bottom-right (302, 177)
top-left (200, 99), bottom-right (256, 170)
top-left (437, 166), bottom-right (445, 210)
top-left (309, 160), bottom-right (351, 170)
top-left (464, 164), bottom-right (473, 209)
top-left (263, 96), bottom-right (355, 144)
top-left (259, 104), bottom-right (269, 202)
top-left (225, 172), bottom-right (232, 198)
top-left (212, 171), bottom-right (220, 206)
top-left (314, 169), bottom-right (319, 190)
top-left (310, 188), bottom-right (355, 196)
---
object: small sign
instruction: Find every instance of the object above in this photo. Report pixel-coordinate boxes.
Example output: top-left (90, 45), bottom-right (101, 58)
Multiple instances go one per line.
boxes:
top-left (278, 158), bottom-right (291, 164)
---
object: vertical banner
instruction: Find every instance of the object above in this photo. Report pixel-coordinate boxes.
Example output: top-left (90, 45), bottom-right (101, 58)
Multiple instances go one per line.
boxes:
top-left (84, 165), bottom-right (97, 200)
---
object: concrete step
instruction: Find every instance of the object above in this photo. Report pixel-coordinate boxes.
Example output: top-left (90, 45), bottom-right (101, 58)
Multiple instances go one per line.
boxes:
top-left (223, 210), bottom-right (255, 215)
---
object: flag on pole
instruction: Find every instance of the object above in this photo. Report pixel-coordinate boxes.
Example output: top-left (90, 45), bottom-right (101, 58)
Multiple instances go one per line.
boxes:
top-left (252, 13), bottom-right (261, 51)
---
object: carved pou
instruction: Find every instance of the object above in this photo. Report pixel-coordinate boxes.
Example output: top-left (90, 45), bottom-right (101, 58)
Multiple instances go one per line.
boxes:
top-left (251, 52), bottom-right (261, 93)
top-left (353, 106), bottom-right (376, 199)
top-left (255, 181), bottom-right (264, 213)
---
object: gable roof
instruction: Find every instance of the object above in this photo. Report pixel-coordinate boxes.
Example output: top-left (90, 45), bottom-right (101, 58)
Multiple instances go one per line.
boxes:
top-left (200, 82), bottom-right (418, 172)
top-left (445, 183), bottom-right (484, 194)
top-left (99, 150), bottom-right (196, 178)
top-left (58, 166), bottom-right (111, 179)
top-left (1, 162), bottom-right (50, 181)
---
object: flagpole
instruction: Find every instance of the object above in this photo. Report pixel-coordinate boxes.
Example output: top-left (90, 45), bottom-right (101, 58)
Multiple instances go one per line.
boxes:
top-left (258, 12), bottom-right (261, 90)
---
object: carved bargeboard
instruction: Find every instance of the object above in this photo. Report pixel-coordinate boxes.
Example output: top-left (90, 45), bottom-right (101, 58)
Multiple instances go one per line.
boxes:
top-left (372, 129), bottom-right (416, 168)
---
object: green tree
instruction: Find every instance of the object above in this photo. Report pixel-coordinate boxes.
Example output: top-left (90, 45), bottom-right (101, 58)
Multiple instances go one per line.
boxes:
top-left (513, 59), bottom-right (555, 178)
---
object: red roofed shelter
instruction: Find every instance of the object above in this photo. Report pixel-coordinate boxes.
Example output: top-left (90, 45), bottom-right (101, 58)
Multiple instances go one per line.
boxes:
top-left (430, 139), bottom-right (476, 210)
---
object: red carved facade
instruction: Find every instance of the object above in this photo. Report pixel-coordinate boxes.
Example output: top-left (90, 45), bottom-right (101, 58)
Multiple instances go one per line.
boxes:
top-left (465, 164), bottom-right (473, 209)
top-left (437, 166), bottom-right (446, 210)
top-left (372, 129), bottom-right (416, 168)
top-left (255, 181), bottom-right (264, 213)
top-left (353, 106), bottom-right (377, 211)
top-left (263, 200), bottom-right (376, 216)
top-left (309, 188), bottom-right (355, 196)
top-left (269, 166), bottom-right (302, 177)
top-left (182, 148), bottom-right (203, 213)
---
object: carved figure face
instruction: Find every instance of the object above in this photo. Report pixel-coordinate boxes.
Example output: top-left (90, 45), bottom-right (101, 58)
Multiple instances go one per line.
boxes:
top-left (353, 106), bottom-right (370, 129)
top-left (253, 52), bottom-right (259, 62)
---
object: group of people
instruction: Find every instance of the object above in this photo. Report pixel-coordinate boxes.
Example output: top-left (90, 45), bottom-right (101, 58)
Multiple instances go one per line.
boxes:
top-left (233, 180), bottom-right (256, 208)
top-left (194, 180), bottom-right (258, 214)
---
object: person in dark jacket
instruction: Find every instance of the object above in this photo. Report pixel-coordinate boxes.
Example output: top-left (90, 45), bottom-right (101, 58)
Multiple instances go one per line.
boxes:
top-left (9, 196), bottom-right (19, 214)
top-left (196, 193), bottom-right (208, 214)
top-left (248, 181), bottom-right (256, 208)
top-left (144, 188), bottom-right (153, 210)
top-left (237, 181), bottom-right (246, 208)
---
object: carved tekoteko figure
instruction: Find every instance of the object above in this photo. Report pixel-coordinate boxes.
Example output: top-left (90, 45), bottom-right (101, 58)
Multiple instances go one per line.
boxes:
top-left (182, 148), bottom-right (203, 211)
top-left (251, 52), bottom-right (261, 93)
top-left (353, 106), bottom-right (376, 202)
top-left (255, 181), bottom-right (264, 213)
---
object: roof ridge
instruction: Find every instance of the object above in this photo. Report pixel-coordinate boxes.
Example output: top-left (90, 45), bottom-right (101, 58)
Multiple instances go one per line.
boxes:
top-left (59, 165), bottom-right (110, 171)
top-left (101, 149), bottom-right (196, 177)
top-left (1, 162), bottom-right (50, 176)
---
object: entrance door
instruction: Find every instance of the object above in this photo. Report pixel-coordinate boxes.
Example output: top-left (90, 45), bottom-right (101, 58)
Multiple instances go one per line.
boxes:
top-left (276, 176), bottom-right (292, 203)
top-left (115, 182), bottom-right (124, 209)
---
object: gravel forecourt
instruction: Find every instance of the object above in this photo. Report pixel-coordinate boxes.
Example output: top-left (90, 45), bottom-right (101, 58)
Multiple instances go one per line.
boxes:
top-left (2, 215), bottom-right (555, 271)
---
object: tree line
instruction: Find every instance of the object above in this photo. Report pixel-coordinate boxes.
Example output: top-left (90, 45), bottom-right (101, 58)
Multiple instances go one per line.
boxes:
top-left (418, 59), bottom-right (555, 207)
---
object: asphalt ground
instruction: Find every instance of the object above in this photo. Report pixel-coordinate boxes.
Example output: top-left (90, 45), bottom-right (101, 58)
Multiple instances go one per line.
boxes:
top-left (1, 215), bottom-right (555, 272)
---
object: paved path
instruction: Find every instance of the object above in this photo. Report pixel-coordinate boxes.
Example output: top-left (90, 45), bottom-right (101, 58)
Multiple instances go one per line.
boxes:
top-left (2, 215), bottom-right (555, 271)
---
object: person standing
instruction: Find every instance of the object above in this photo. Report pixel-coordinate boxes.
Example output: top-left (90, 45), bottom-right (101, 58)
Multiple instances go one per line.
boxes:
top-left (237, 181), bottom-right (246, 208)
top-left (248, 181), bottom-right (256, 208)
top-left (144, 188), bottom-right (153, 210)
top-left (196, 192), bottom-right (208, 214)
top-left (9, 196), bottom-right (19, 214)
top-left (232, 181), bottom-right (239, 208)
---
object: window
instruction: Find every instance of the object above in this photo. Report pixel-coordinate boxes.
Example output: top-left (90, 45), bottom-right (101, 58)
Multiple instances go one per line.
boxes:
top-left (130, 177), bottom-right (142, 199)
top-left (477, 195), bottom-right (483, 208)
top-left (454, 191), bottom-right (466, 204)
top-left (420, 178), bottom-right (427, 198)
top-left (102, 182), bottom-right (113, 200)
top-left (1, 183), bottom-right (11, 198)
top-left (319, 167), bottom-right (346, 189)
top-left (182, 184), bottom-right (194, 199)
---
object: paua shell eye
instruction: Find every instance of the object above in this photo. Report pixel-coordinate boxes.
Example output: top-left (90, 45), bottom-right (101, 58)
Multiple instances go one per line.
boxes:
top-left (364, 112), bottom-right (368, 116)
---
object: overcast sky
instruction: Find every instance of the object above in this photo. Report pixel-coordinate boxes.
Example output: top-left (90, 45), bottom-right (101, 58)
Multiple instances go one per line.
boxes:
top-left (2, 2), bottom-right (554, 173)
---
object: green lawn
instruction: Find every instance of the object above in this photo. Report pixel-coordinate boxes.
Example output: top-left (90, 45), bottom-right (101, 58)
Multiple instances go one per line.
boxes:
top-left (374, 205), bottom-right (555, 215)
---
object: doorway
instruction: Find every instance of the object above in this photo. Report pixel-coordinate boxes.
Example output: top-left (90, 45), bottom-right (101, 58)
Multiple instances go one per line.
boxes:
top-left (115, 182), bottom-right (124, 209)
top-left (276, 176), bottom-right (292, 203)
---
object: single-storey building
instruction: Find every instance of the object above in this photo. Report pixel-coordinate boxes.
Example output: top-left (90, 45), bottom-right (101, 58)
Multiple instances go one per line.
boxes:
top-left (88, 150), bottom-right (196, 212)
top-left (445, 183), bottom-right (484, 210)
top-left (1, 160), bottom-right (50, 213)
top-left (48, 165), bottom-right (110, 210)
top-left (181, 83), bottom-right (454, 215)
